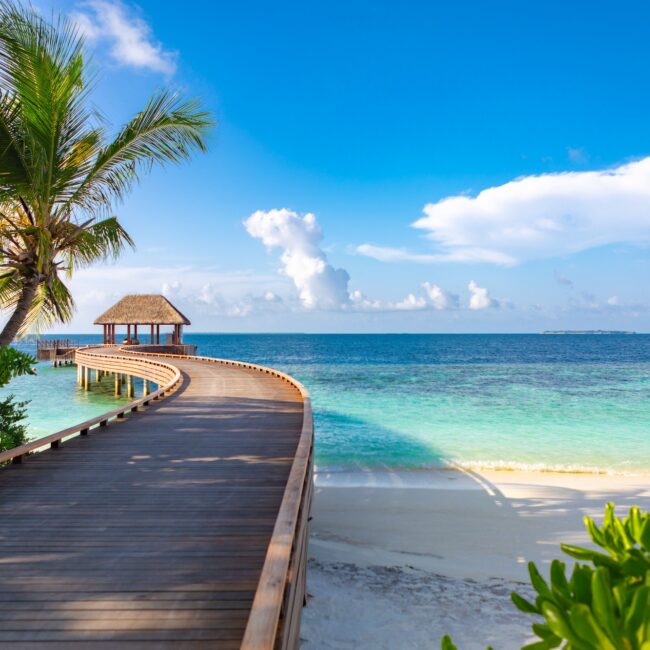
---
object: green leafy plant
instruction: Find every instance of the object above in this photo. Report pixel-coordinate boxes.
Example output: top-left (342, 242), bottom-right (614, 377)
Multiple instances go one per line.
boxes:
top-left (0, 345), bottom-right (35, 386)
top-left (0, 394), bottom-right (27, 458)
top-left (442, 503), bottom-right (650, 649)
top-left (0, 345), bottom-right (34, 459)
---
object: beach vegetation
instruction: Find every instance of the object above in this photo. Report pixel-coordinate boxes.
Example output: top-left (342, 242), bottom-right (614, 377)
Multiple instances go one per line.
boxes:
top-left (0, 0), bottom-right (212, 346)
top-left (0, 394), bottom-right (28, 458)
top-left (0, 345), bottom-right (35, 386)
top-left (0, 346), bottom-right (35, 458)
top-left (442, 503), bottom-right (650, 649)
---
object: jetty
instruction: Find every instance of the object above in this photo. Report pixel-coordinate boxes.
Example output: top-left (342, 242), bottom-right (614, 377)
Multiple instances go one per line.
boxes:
top-left (0, 296), bottom-right (313, 649)
top-left (36, 338), bottom-right (79, 366)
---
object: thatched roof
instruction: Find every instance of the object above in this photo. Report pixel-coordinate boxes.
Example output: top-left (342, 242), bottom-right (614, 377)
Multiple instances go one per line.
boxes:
top-left (94, 295), bottom-right (191, 325)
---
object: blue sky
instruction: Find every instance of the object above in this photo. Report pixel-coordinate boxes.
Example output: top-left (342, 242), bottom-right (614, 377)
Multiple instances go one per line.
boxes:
top-left (45, 0), bottom-right (650, 332)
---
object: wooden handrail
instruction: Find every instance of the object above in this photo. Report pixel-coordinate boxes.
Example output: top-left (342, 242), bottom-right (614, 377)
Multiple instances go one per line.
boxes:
top-left (0, 346), bottom-right (182, 465)
top-left (121, 347), bottom-right (315, 650)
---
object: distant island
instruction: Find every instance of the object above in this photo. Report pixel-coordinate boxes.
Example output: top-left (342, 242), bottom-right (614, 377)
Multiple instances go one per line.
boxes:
top-left (542, 330), bottom-right (636, 335)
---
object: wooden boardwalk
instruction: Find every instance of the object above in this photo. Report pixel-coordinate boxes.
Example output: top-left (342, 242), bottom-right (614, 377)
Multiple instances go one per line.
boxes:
top-left (0, 349), bottom-right (310, 649)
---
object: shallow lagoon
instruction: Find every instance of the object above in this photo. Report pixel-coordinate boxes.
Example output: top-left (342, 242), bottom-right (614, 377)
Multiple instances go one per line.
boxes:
top-left (7, 333), bottom-right (650, 474)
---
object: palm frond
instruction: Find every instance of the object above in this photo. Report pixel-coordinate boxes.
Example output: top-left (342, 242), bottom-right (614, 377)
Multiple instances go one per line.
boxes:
top-left (65, 89), bottom-right (213, 213)
top-left (17, 274), bottom-right (74, 338)
top-left (0, 91), bottom-right (32, 196)
top-left (0, 1), bottom-right (94, 210)
top-left (62, 216), bottom-right (135, 271)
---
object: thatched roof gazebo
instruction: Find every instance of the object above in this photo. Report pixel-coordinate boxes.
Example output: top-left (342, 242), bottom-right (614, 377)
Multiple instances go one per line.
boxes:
top-left (95, 294), bottom-right (190, 345)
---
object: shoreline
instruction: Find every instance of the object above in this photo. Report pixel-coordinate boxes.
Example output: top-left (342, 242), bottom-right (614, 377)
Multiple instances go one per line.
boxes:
top-left (302, 466), bottom-right (650, 649)
top-left (315, 464), bottom-right (650, 488)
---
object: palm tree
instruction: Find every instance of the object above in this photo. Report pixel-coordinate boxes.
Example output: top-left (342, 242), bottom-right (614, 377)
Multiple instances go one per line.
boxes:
top-left (0, 2), bottom-right (212, 346)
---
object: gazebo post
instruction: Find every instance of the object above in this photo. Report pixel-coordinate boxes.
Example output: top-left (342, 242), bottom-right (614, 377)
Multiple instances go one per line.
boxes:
top-left (151, 324), bottom-right (154, 345)
top-left (134, 324), bottom-right (138, 342)
top-left (127, 324), bottom-right (131, 344)
top-left (156, 325), bottom-right (160, 344)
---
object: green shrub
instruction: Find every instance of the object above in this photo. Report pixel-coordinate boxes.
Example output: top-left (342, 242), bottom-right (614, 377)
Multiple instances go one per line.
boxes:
top-left (0, 346), bottom-right (36, 387)
top-left (0, 347), bottom-right (35, 460)
top-left (0, 395), bottom-right (28, 457)
top-left (442, 503), bottom-right (650, 649)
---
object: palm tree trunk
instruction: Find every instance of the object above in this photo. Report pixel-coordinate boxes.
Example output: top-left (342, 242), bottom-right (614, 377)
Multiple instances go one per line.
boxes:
top-left (0, 278), bottom-right (39, 347)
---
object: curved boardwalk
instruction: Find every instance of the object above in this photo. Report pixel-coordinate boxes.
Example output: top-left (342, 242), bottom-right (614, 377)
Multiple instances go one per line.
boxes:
top-left (0, 350), bottom-right (306, 649)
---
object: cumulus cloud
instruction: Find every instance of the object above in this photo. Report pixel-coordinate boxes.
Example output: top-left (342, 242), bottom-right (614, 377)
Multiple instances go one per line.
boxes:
top-left (394, 293), bottom-right (428, 310)
top-left (468, 281), bottom-right (499, 310)
top-left (422, 282), bottom-right (460, 310)
top-left (244, 209), bottom-right (351, 310)
top-left (409, 157), bottom-right (650, 266)
top-left (72, 0), bottom-right (177, 75)
top-left (244, 208), bottom-right (504, 314)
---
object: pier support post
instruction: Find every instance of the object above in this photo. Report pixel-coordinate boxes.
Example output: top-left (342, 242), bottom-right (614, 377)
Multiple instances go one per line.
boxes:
top-left (143, 379), bottom-right (150, 396)
top-left (77, 365), bottom-right (82, 385)
top-left (127, 375), bottom-right (134, 398)
top-left (114, 373), bottom-right (122, 396)
top-left (84, 366), bottom-right (91, 390)
top-left (95, 369), bottom-right (101, 382)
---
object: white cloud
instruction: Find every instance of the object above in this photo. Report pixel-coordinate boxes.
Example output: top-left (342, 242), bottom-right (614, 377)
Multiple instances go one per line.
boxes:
top-left (422, 282), bottom-right (460, 310)
top-left (244, 209), bottom-right (351, 310)
top-left (410, 157), bottom-right (650, 266)
top-left (356, 243), bottom-right (513, 265)
top-left (468, 280), bottom-right (499, 310)
top-left (72, 0), bottom-right (177, 75)
top-left (394, 293), bottom-right (427, 310)
top-left (243, 208), bottom-right (502, 314)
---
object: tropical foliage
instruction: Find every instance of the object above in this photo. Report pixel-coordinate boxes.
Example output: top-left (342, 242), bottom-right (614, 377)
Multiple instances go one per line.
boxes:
top-left (0, 345), bottom-right (35, 386)
top-left (0, 394), bottom-right (28, 457)
top-left (0, 0), bottom-right (212, 345)
top-left (442, 503), bottom-right (650, 649)
top-left (0, 345), bottom-right (34, 459)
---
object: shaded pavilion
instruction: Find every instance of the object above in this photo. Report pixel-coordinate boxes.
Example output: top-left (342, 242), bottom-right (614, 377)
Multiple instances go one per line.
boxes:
top-left (95, 294), bottom-right (191, 345)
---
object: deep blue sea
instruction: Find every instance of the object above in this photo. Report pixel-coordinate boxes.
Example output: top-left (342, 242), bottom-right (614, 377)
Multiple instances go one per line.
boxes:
top-left (6, 333), bottom-right (650, 474)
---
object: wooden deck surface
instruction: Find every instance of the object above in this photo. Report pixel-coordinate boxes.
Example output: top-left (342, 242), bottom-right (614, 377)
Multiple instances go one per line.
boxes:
top-left (0, 352), bottom-right (304, 648)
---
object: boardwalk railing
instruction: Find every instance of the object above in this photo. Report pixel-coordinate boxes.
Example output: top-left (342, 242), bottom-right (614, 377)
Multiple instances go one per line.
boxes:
top-left (122, 347), bottom-right (315, 650)
top-left (0, 347), bottom-right (182, 465)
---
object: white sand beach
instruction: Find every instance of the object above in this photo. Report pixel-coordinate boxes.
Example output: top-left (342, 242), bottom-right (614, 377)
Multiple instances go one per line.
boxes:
top-left (301, 469), bottom-right (650, 649)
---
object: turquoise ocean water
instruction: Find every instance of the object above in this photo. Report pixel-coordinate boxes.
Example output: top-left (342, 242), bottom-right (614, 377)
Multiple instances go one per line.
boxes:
top-left (5, 334), bottom-right (650, 474)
